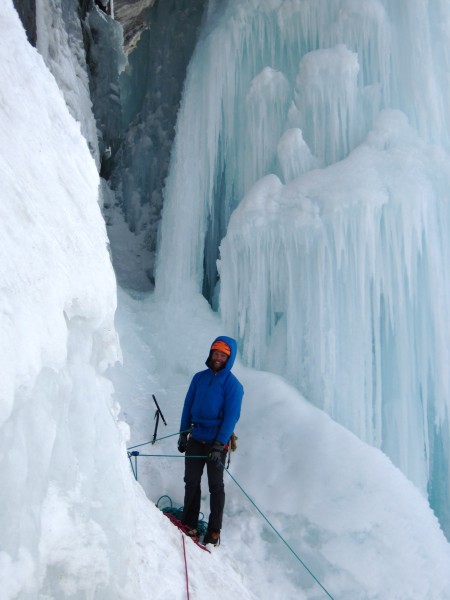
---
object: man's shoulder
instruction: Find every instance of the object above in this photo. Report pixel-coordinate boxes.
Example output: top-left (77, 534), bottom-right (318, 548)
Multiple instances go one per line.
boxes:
top-left (192, 368), bottom-right (210, 382)
top-left (227, 370), bottom-right (241, 383)
top-left (222, 370), bottom-right (243, 391)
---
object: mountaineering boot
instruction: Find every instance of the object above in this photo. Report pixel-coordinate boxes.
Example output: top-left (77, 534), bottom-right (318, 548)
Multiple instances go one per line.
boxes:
top-left (185, 527), bottom-right (198, 540)
top-left (203, 530), bottom-right (220, 546)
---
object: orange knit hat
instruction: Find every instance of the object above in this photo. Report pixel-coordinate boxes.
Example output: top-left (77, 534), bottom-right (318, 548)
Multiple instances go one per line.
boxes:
top-left (211, 340), bottom-right (231, 356)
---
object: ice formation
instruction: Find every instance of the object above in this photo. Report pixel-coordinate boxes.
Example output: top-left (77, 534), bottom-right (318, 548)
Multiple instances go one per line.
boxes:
top-left (3, 0), bottom-right (450, 597)
top-left (156, 0), bottom-right (450, 537)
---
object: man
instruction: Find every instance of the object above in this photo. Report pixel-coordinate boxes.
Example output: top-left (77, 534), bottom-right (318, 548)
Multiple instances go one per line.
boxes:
top-left (178, 336), bottom-right (244, 546)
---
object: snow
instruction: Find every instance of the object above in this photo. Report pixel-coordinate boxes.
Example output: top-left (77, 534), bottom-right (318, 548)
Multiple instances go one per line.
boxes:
top-left (111, 288), bottom-right (450, 599)
top-left (2, 0), bottom-right (450, 598)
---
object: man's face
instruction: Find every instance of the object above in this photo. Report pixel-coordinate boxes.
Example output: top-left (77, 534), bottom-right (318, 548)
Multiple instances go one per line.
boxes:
top-left (210, 349), bottom-right (229, 373)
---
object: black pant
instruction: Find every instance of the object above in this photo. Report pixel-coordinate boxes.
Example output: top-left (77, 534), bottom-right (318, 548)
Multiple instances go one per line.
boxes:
top-left (182, 437), bottom-right (226, 532)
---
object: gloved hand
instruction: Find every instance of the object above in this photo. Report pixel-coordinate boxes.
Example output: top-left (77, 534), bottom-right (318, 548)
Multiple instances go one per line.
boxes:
top-left (208, 441), bottom-right (225, 466)
top-left (178, 432), bottom-right (189, 453)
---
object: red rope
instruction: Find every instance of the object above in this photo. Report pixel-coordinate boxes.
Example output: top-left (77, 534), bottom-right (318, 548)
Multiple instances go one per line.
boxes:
top-left (181, 534), bottom-right (190, 599)
top-left (162, 512), bottom-right (211, 553)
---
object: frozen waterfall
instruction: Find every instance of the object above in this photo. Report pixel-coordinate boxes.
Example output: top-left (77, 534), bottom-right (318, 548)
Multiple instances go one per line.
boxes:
top-left (156, 0), bottom-right (450, 537)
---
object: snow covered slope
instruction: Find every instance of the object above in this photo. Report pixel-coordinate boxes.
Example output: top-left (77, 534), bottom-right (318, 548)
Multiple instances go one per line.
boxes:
top-left (110, 288), bottom-right (450, 599)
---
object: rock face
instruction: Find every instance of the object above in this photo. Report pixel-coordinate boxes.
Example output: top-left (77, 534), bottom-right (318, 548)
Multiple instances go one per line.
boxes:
top-left (12, 0), bottom-right (156, 54)
top-left (11, 0), bottom-right (206, 290)
top-left (12, 0), bottom-right (36, 45)
top-left (113, 0), bottom-right (156, 53)
top-left (107, 0), bottom-right (208, 290)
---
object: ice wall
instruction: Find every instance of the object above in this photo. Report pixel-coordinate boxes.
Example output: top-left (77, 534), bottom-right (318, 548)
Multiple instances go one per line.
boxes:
top-left (86, 5), bottom-right (128, 171)
top-left (107, 0), bottom-right (207, 289)
top-left (0, 3), bottom-right (134, 595)
top-left (36, 0), bottom-right (101, 165)
top-left (156, 0), bottom-right (450, 537)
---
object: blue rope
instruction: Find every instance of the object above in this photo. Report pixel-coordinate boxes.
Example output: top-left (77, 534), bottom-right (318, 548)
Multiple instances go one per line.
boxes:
top-left (223, 468), bottom-right (335, 600)
top-left (130, 452), bottom-right (335, 599)
top-left (127, 429), bottom-right (191, 451)
top-left (156, 495), bottom-right (173, 509)
top-left (135, 454), bottom-right (205, 458)
top-left (127, 452), bottom-right (137, 480)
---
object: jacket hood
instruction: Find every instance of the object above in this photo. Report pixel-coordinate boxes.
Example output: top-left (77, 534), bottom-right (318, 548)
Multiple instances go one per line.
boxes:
top-left (206, 335), bottom-right (238, 372)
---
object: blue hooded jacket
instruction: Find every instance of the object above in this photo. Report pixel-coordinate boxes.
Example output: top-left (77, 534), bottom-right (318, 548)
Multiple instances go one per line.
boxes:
top-left (179, 336), bottom-right (244, 445)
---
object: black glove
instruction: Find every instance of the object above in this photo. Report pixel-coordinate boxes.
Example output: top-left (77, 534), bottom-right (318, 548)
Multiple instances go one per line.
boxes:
top-left (208, 441), bottom-right (225, 466)
top-left (178, 432), bottom-right (188, 453)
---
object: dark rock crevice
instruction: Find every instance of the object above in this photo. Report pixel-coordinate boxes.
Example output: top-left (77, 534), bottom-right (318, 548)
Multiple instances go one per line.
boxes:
top-left (12, 0), bottom-right (37, 46)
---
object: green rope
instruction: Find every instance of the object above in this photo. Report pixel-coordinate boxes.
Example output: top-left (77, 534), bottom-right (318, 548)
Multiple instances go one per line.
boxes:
top-left (223, 467), bottom-right (335, 600)
top-left (156, 495), bottom-right (173, 509)
top-left (156, 495), bottom-right (208, 537)
top-left (136, 454), bottom-right (205, 458)
top-left (128, 429), bottom-right (191, 451)
top-left (127, 452), bottom-right (138, 480)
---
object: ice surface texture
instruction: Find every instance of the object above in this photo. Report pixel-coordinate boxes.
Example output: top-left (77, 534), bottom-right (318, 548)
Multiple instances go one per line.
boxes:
top-left (156, 0), bottom-right (450, 537)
